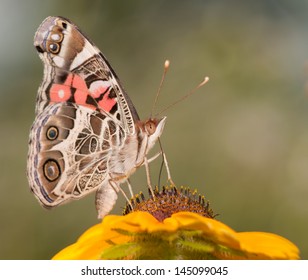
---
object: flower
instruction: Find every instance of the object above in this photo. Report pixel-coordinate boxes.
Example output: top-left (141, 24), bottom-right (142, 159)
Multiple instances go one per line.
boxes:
top-left (52, 186), bottom-right (299, 260)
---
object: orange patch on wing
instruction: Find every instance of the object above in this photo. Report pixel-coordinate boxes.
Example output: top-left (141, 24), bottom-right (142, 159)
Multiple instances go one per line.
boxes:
top-left (49, 84), bottom-right (71, 102)
top-left (98, 89), bottom-right (117, 112)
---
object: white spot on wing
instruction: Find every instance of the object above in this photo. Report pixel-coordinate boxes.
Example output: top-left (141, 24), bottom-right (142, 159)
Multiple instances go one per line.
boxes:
top-left (70, 41), bottom-right (95, 70)
top-left (53, 56), bottom-right (65, 67)
top-left (51, 33), bottom-right (61, 41)
top-left (89, 80), bottom-right (112, 96)
top-left (58, 89), bottom-right (65, 99)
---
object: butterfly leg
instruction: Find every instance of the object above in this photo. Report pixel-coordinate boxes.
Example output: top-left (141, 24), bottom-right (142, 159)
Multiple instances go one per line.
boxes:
top-left (157, 138), bottom-right (175, 186)
top-left (95, 176), bottom-right (134, 219)
top-left (146, 152), bottom-right (162, 163)
top-left (126, 178), bottom-right (134, 198)
top-left (109, 177), bottom-right (134, 210)
top-left (161, 151), bottom-right (175, 186)
top-left (142, 151), bottom-right (174, 194)
top-left (143, 157), bottom-right (156, 199)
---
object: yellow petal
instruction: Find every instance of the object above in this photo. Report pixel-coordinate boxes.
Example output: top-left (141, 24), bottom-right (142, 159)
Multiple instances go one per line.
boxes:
top-left (52, 211), bottom-right (300, 260)
top-left (237, 232), bottom-right (300, 259)
top-left (167, 212), bottom-right (241, 249)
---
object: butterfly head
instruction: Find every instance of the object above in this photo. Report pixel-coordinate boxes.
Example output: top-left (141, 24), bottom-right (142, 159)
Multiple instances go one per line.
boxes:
top-left (137, 116), bottom-right (167, 153)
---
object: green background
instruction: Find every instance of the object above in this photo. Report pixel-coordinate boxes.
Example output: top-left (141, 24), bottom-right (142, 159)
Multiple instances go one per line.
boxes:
top-left (1, 0), bottom-right (307, 259)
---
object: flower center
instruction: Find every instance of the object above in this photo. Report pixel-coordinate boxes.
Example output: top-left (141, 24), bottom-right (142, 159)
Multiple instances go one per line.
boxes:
top-left (123, 186), bottom-right (216, 222)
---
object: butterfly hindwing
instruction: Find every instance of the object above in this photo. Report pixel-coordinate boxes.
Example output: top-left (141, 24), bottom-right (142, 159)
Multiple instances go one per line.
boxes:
top-left (28, 102), bottom-right (126, 207)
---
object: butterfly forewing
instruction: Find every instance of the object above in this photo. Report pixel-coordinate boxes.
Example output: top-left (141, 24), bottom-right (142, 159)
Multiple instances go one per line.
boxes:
top-left (34, 16), bottom-right (139, 132)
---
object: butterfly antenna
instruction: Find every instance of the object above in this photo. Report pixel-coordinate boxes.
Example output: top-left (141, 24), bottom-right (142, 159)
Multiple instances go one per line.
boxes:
top-left (156, 76), bottom-right (209, 116)
top-left (150, 60), bottom-right (170, 119)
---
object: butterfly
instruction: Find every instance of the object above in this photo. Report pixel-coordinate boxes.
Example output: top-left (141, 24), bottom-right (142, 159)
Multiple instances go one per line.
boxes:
top-left (27, 16), bottom-right (167, 218)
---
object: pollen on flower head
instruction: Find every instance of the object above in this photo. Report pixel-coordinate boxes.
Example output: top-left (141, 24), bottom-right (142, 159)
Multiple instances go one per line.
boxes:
top-left (123, 186), bottom-right (216, 222)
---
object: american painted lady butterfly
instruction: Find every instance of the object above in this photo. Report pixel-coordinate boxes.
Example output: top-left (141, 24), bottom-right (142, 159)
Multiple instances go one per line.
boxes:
top-left (27, 16), bottom-right (167, 218)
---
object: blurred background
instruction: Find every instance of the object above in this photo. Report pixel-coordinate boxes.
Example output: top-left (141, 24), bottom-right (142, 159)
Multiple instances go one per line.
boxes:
top-left (1, 0), bottom-right (308, 259)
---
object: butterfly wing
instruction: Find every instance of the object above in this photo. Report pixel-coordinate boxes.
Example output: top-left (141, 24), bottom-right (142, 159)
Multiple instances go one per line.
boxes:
top-left (28, 16), bottom-right (136, 212)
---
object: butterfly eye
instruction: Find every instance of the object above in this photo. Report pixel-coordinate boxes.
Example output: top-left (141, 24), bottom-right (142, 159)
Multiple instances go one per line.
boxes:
top-left (43, 160), bottom-right (61, 182)
top-left (46, 126), bottom-right (58, 140)
top-left (48, 43), bottom-right (60, 54)
top-left (145, 120), bottom-right (157, 135)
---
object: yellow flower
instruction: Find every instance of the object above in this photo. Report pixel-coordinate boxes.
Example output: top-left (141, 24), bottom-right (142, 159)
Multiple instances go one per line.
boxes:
top-left (53, 211), bottom-right (299, 260)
